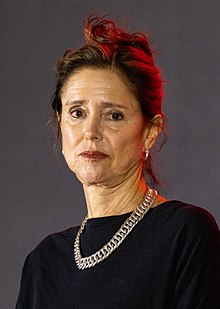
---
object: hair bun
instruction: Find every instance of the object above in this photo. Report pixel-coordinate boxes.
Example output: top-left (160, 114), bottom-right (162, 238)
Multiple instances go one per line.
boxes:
top-left (84, 15), bottom-right (152, 56)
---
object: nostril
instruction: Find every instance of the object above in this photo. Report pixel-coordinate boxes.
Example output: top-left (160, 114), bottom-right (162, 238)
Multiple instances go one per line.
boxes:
top-left (84, 120), bottom-right (103, 141)
top-left (84, 131), bottom-right (102, 141)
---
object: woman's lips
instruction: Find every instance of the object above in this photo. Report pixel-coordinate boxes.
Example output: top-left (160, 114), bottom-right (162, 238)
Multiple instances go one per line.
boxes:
top-left (79, 151), bottom-right (108, 160)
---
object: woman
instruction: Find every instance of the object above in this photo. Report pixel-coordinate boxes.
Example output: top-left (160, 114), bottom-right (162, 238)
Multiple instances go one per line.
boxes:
top-left (16, 15), bottom-right (220, 308)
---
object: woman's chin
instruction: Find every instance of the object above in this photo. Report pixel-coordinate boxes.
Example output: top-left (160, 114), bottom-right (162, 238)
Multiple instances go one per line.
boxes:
top-left (75, 170), bottom-right (107, 186)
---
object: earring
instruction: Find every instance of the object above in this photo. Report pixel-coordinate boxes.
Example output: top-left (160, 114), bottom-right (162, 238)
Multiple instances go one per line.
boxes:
top-left (145, 149), bottom-right (149, 160)
top-left (62, 149), bottom-right (64, 155)
top-left (56, 112), bottom-right (61, 123)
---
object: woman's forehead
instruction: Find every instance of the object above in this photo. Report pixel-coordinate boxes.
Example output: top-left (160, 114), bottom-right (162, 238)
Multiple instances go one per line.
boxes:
top-left (62, 68), bottom-right (130, 92)
top-left (61, 68), bottom-right (140, 109)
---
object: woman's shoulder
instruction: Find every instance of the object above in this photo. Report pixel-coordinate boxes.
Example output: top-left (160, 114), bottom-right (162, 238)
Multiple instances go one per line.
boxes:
top-left (40, 225), bottom-right (80, 244)
top-left (24, 225), bottom-right (80, 266)
top-left (168, 200), bottom-right (217, 222)
top-left (152, 199), bottom-right (219, 237)
top-left (153, 199), bottom-right (216, 220)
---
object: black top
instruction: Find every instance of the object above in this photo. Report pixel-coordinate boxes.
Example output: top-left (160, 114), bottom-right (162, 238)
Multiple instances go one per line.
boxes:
top-left (16, 201), bottom-right (220, 309)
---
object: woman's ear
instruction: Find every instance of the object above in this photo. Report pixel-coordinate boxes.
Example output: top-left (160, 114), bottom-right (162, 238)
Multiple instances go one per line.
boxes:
top-left (56, 112), bottom-right (61, 124)
top-left (144, 115), bottom-right (163, 150)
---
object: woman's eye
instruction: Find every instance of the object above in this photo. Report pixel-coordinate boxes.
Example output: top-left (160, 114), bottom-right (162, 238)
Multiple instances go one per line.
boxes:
top-left (70, 109), bottom-right (85, 118)
top-left (109, 112), bottom-right (124, 121)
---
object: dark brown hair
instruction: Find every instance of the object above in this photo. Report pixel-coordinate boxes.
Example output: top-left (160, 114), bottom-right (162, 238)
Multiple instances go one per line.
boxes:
top-left (51, 15), bottom-right (165, 185)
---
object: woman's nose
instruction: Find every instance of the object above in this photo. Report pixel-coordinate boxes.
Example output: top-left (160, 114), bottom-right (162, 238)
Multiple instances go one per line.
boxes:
top-left (84, 118), bottom-right (103, 141)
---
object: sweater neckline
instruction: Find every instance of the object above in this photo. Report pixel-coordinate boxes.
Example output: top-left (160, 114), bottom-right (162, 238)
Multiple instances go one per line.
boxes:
top-left (85, 200), bottom-right (177, 230)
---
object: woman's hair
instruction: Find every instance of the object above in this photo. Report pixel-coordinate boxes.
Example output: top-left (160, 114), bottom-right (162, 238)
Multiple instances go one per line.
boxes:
top-left (51, 14), bottom-right (165, 186)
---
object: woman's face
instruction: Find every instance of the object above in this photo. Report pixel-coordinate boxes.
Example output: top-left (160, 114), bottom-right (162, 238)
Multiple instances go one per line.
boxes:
top-left (60, 68), bottom-right (154, 187)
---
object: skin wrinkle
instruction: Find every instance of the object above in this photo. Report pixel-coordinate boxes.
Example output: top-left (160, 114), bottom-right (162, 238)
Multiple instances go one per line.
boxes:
top-left (60, 68), bottom-right (165, 218)
top-left (64, 100), bottom-right (131, 113)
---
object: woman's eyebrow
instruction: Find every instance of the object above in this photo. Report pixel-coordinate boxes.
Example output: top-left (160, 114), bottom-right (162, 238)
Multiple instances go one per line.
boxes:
top-left (65, 100), bottom-right (85, 106)
top-left (64, 100), bottom-right (128, 109)
top-left (101, 101), bottom-right (128, 109)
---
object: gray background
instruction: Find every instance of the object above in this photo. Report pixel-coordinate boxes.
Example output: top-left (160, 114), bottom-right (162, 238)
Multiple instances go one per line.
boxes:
top-left (1, 1), bottom-right (220, 308)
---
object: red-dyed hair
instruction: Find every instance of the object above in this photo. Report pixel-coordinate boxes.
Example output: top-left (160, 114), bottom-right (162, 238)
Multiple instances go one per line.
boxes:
top-left (51, 15), bottom-right (165, 185)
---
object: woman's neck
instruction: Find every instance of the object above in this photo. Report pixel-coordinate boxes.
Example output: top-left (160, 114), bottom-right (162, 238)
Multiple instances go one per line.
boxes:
top-left (83, 170), bottom-right (147, 218)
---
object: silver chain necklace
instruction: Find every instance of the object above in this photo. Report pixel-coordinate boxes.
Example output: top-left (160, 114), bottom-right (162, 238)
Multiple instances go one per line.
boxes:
top-left (74, 188), bottom-right (157, 270)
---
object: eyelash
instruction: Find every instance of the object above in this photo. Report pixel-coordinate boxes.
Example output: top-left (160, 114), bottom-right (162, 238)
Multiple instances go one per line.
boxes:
top-left (70, 109), bottom-right (85, 119)
top-left (69, 109), bottom-right (124, 121)
top-left (107, 112), bottom-right (124, 121)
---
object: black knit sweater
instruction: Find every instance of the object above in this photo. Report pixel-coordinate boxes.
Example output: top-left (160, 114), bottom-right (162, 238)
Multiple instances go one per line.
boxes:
top-left (16, 201), bottom-right (220, 308)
